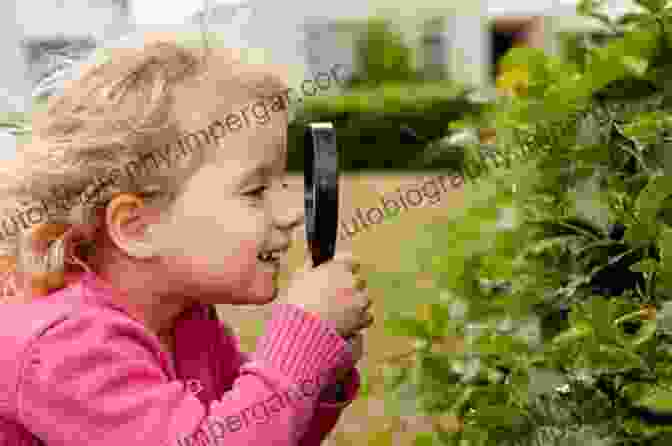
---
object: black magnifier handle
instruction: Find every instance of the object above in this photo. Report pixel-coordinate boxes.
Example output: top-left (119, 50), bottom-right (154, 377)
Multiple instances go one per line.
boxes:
top-left (304, 122), bottom-right (339, 268)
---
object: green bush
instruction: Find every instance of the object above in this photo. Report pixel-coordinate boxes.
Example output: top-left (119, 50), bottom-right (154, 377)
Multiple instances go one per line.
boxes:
top-left (286, 81), bottom-right (482, 172)
top-left (285, 16), bottom-right (483, 173)
top-left (370, 0), bottom-right (672, 444)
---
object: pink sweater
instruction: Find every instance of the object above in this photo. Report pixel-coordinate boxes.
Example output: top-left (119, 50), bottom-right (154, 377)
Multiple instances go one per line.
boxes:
top-left (0, 272), bottom-right (360, 445)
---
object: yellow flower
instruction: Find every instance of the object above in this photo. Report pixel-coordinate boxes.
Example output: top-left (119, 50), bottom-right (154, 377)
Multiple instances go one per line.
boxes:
top-left (641, 304), bottom-right (657, 321)
top-left (496, 66), bottom-right (529, 97)
top-left (430, 336), bottom-right (465, 355)
top-left (432, 413), bottom-right (464, 433)
top-left (416, 302), bottom-right (432, 321)
top-left (478, 127), bottom-right (497, 145)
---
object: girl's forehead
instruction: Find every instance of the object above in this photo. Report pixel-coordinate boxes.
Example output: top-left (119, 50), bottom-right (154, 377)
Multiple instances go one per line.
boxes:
top-left (213, 124), bottom-right (287, 173)
top-left (165, 55), bottom-right (289, 185)
top-left (182, 106), bottom-right (287, 181)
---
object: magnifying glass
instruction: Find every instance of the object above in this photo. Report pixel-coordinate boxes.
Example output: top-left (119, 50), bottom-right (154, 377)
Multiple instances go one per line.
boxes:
top-left (304, 122), bottom-right (339, 268)
top-left (304, 122), bottom-right (350, 398)
top-left (303, 122), bottom-right (429, 263)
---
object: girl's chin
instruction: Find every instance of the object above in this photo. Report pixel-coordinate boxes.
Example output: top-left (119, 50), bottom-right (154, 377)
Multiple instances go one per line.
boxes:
top-left (247, 274), bottom-right (280, 304)
top-left (219, 288), bottom-right (278, 305)
top-left (199, 274), bottom-right (278, 305)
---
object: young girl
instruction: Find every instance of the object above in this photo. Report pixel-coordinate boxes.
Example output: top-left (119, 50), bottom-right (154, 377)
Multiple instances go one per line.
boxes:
top-left (0, 31), bottom-right (373, 446)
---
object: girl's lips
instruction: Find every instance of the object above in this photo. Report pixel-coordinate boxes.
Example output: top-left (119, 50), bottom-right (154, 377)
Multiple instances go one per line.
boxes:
top-left (258, 256), bottom-right (280, 270)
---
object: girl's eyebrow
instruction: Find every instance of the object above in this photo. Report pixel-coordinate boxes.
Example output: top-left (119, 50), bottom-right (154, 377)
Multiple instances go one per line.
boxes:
top-left (239, 165), bottom-right (272, 187)
top-left (252, 165), bottom-right (273, 179)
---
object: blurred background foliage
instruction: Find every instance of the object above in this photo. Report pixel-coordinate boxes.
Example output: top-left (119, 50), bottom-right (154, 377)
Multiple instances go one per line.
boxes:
top-left (362, 0), bottom-right (672, 444)
top-left (286, 17), bottom-right (485, 172)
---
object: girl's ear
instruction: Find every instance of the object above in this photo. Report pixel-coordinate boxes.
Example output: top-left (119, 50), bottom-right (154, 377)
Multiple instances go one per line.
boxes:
top-left (105, 193), bottom-right (157, 259)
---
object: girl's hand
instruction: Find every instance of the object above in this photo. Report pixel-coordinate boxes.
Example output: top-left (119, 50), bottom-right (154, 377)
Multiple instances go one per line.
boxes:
top-left (320, 332), bottom-right (365, 402)
top-left (280, 252), bottom-right (373, 339)
top-left (335, 332), bottom-right (364, 382)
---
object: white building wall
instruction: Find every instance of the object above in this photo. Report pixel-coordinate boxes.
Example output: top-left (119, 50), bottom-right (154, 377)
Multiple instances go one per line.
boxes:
top-left (16, 0), bottom-right (129, 40)
top-left (0, 0), bottom-right (131, 114)
top-left (0, 0), bottom-right (31, 113)
top-left (0, 0), bottom-right (646, 116)
top-left (445, 13), bottom-right (491, 89)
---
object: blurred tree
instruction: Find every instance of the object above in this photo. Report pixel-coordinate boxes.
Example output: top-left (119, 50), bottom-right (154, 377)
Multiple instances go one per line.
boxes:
top-left (346, 18), bottom-right (419, 88)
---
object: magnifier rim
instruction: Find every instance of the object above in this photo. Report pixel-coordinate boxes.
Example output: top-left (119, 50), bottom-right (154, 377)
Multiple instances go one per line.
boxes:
top-left (304, 126), bottom-right (316, 242)
top-left (304, 122), bottom-right (338, 266)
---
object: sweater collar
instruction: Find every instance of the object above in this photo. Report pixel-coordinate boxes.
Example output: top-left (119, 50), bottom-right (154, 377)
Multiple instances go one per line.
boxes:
top-left (77, 271), bottom-right (209, 327)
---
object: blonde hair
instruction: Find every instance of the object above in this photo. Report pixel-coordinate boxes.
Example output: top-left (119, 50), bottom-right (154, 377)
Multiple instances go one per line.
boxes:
top-left (0, 30), bottom-right (291, 301)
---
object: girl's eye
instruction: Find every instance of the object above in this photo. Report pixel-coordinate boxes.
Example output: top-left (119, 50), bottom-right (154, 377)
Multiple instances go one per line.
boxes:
top-left (246, 186), bottom-right (268, 199)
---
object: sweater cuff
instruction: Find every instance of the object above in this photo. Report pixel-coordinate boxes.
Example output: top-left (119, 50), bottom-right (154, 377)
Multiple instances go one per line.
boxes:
top-left (252, 304), bottom-right (350, 386)
top-left (318, 367), bottom-right (361, 408)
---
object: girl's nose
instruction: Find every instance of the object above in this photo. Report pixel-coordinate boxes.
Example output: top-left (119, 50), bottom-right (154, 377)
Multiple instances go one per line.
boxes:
top-left (272, 186), bottom-right (304, 232)
top-left (275, 203), bottom-right (304, 232)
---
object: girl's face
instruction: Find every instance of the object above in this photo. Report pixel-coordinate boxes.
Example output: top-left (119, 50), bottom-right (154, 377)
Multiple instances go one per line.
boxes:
top-left (150, 94), bottom-right (303, 306)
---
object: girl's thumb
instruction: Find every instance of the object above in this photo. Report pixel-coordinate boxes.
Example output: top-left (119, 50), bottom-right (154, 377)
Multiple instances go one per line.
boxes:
top-left (299, 251), bottom-right (358, 273)
top-left (299, 256), bottom-right (315, 273)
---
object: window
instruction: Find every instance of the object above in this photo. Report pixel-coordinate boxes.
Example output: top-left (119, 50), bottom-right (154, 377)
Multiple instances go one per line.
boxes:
top-left (303, 20), bottom-right (357, 83)
top-left (22, 37), bottom-right (96, 88)
top-left (490, 16), bottom-right (544, 81)
top-left (420, 17), bottom-right (448, 81)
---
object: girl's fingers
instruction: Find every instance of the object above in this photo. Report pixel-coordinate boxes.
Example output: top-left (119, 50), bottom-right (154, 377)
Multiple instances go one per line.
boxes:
top-left (360, 294), bottom-right (372, 313)
top-left (300, 257), bottom-right (314, 272)
top-left (331, 251), bottom-right (361, 274)
top-left (354, 311), bottom-right (374, 331)
top-left (347, 331), bottom-right (364, 353)
top-left (354, 276), bottom-right (367, 291)
top-left (362, 312), bottom-right (374, 328)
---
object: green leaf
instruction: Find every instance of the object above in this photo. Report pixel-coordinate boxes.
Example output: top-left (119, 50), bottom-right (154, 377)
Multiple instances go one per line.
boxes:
top-left (468, 405), bottom-right (528, 429)
top-left (427, 303), bottom-right (451, 338)
top-left (498, 47), bottom-right (552, 85)
top-left (359, 367), bottom-right (372, 398)
top-left (527, 368), bottom-right (568, 397)
top-left (629, 258), bottom-right (660, 274)
top-left (382, 363), bottom-right (410, 392)
top-left (634, 0), bottom-right (666, 12)
top-left (629, 320), bottom-right (658, 347)
top-left (633, 382), bottom-right (672, 413)
top-left (412, 432), bottom-right (438, 446)
top-left (584, 28), bottom-right (659, 93)
top-left (589, 344), bottom-right (647, 373)
top-left (586, 296), bottom-right (622, 343)
top-left (629, 174), bottom-right (672, 241)
top-left (658, 301), bottom-right (672, 335)
top-left (552, 322), bottom-right (593, 346)
top-left (621, 111), bottom-right (668, 143)
top-left (617, 12), bottom-right (651, 25)
top-left (383, 313), bottom-right (432, 340)
top-left (577, 0), bottom-right (607, 17)
top-left (659, 226), bottom-right (672, 275)
top-left (621, 382), bottom-right (651, 402)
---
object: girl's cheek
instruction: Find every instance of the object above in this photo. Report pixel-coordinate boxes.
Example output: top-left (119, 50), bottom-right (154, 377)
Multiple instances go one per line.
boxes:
top-left (180, 239), bottom-right (258, 274)
top-left (155, 210), bottom-right (265, 263)
top-left (169, 239), bottom-right (261, 296)
top-left (157, 211), bottom-right (267, 278)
